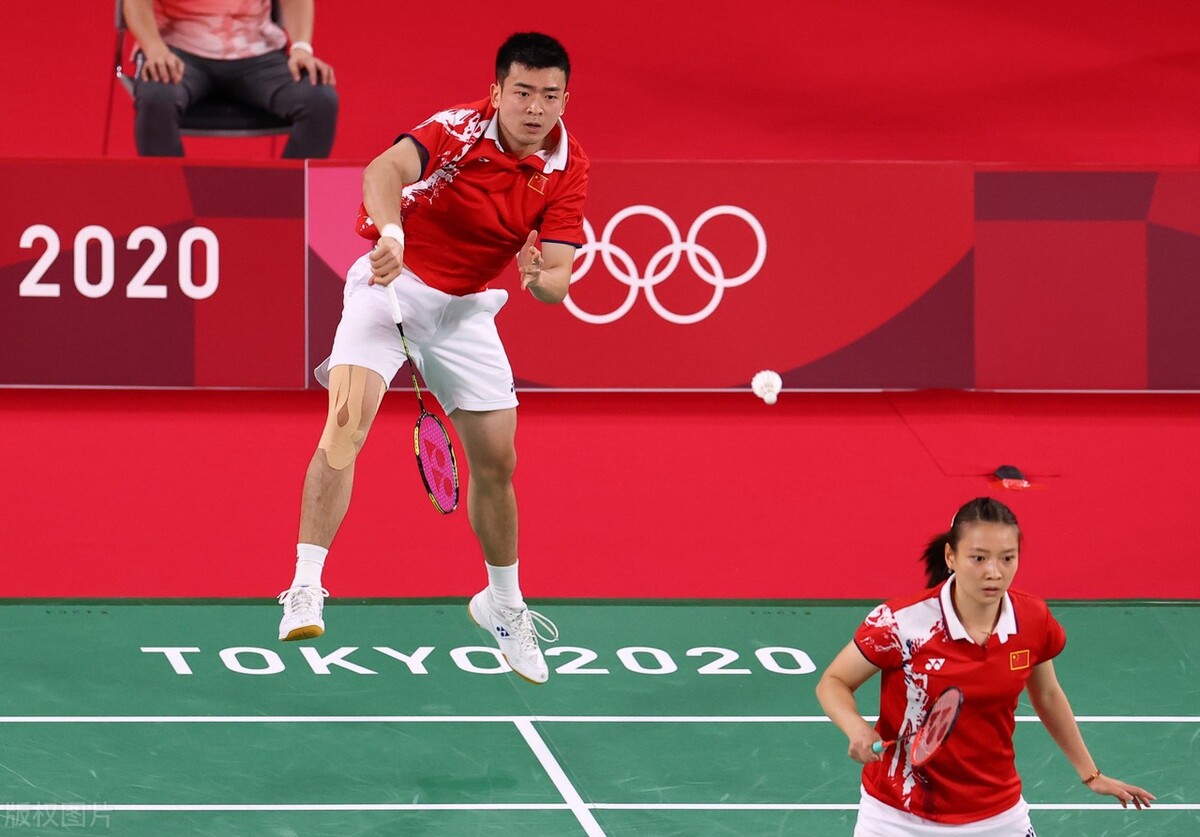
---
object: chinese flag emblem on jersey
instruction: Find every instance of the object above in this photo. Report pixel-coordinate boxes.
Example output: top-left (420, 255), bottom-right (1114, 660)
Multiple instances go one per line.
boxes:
top-left (527, 173), bottom-right (548, 195)
top-left (1010, 649), bottom-right (1031, 670)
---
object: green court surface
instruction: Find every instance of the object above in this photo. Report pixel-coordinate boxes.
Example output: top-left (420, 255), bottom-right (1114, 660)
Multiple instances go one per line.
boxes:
top-left (1, 600), bottom-right (1196, 835)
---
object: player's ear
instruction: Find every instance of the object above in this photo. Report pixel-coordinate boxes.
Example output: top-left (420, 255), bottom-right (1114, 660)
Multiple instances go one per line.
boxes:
top-left (490, 81), bottom-right (502, 108)
top-left (562, 90), bottom-right (569, 115)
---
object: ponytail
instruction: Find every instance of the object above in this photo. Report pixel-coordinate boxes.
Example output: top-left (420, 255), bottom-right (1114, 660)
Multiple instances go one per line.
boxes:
top-left (922, 533), bottom-right (954, 588)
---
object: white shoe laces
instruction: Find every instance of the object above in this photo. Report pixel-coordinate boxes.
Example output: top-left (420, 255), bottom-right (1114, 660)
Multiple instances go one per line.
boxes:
top-left (499, 606), bottom-right (559, 653)
top-left (278, 586), bottom-right (329, 615)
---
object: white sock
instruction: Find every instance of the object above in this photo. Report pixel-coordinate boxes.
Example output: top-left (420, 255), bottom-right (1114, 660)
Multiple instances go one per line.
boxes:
top-left (291, 543), bottom-right (328, 589)
top-left (486, 561), bottom-right (525, 610)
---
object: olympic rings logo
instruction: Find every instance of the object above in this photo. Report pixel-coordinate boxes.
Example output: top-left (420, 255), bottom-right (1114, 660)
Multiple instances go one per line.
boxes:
top-left (565, 205), bottom-right (767, 325)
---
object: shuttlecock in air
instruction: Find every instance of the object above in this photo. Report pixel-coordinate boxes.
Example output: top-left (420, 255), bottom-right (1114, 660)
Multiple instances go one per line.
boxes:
top-left (751, 370), bottom-right (782, 405)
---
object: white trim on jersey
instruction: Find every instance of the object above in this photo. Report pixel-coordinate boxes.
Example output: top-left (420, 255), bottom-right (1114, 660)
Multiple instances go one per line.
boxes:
top-left (940, 576), bottom-right (1017, 644)
top-left (483, 115), bottom-right (571, 173)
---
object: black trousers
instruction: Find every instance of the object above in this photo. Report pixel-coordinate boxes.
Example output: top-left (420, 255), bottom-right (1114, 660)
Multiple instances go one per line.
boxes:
top-left (133, 47), bottom-right (338, 158)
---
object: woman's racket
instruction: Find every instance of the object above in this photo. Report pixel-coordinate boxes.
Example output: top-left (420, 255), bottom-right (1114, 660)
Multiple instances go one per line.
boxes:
top-left (872, 686), bottom-right (963, 766)
top-left (384, 283), bottom-right (460, 514)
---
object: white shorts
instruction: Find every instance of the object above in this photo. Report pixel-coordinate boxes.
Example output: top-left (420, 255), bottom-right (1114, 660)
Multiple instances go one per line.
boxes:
top-left (855, 787), bottom-right (1035, 836)
top-left (315, 254), bottom-right (518, 414)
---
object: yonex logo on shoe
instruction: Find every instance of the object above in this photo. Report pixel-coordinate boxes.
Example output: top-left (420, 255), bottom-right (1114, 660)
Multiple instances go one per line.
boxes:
top-left (495, 627), bottom-right (510, 638)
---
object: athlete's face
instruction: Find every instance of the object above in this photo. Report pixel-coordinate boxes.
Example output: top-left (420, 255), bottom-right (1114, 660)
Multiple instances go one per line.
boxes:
top-left (490, 63), bottom-right (569, 157)
top-left (945, 522), bottom-right (1019, 608)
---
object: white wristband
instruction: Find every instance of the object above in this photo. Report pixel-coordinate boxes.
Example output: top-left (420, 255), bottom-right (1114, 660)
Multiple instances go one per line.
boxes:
top-left (380, 223), bottom-right (405, 246)
top-left (289, 41), bottom-right (313, 55)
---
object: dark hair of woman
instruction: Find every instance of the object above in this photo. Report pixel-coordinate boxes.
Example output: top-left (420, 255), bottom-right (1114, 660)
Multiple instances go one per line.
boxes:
top-left (921, 497), bottom-right (1021, 587)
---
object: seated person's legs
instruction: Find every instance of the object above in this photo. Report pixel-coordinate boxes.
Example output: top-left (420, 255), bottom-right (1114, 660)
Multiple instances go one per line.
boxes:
top-left (274, 77), bottom-right (338, 159)
top-left (132, 49), bottom-right (214, 156)
top-left (224, 51), bottom-right (339, 158)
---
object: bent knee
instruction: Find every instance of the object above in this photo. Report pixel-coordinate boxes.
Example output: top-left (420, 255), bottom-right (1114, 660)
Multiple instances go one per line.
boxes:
top-left (318, 415), bottom-right (366, 470)
top-left (135, 81), bottom-right (188, 116)
top-left (318, 365), bottom-right (385, 470)
top-left (282, 82), bottom-right (339, 120)
top-left (468, 449), bottom-right (517, 486)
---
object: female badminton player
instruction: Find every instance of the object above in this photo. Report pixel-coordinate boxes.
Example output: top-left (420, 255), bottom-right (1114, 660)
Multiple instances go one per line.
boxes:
top-left (815, 497), bottom-right (1154, 835)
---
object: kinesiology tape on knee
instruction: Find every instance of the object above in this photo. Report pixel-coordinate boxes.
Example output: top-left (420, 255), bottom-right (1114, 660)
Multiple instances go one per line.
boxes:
top-left (318, 367), bottom-right (381, 470)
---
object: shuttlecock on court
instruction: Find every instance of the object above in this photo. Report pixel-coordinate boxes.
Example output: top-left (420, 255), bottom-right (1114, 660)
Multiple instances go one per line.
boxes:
top-left (751, 370), bottom-right (782, 405)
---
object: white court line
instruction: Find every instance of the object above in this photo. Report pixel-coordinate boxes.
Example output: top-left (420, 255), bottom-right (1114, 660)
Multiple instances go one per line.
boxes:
top-left (1026, 804), bottom-right (1198, 810)
top-left (513, 719), bottom-right (605, 836)
top-left (1040, 716), bottom-right (1200, 723)
top-left (4, 716), bottom-right (1195, 824)
top-left (592, 803), bottom-right (1200, 811)
top-left (0, 715), bottom-right (1197, 723)
top-left (2, 804), bottom-right (567, 812)
top-left (4, 803), bottom-right (1196, 812)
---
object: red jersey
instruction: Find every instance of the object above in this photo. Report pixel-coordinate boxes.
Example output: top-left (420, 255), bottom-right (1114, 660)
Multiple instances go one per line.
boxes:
top-left (853, 578), bottom-right (1066, 824)
top-left (357, 98), bottom-right (589, 295)
top-left (152, 0), bottom-right (285, 59)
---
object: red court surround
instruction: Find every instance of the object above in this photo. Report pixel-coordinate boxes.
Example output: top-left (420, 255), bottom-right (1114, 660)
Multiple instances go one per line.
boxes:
top-left (7, 388), bottom-right (1199, 600)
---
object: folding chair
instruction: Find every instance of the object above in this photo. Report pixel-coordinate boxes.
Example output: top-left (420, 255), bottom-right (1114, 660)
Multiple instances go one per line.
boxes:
top-left (102, 0), bottom-right (292, 155)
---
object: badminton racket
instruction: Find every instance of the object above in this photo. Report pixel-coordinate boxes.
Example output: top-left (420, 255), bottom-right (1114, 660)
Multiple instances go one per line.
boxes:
top-left (872, 685), bottom-right (963, 767)
top-left (384, 283), bottom-right (460, 514)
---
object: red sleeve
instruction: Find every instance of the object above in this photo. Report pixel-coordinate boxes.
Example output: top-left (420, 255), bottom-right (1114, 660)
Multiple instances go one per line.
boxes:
top-left (539, 148), bottom-right (589, 248)
top-left (401, 122), bottom-right (450, 182)
top-left (355, 203), bottom-right (378, 240)
top-left (1038, 605), bottom-right (1067, 663)
top-left (853, 604), bottom-right (903, 670)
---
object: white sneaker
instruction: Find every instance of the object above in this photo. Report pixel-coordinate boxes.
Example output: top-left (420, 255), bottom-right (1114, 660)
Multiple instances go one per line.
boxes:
top-left (468, 589), bottom-right (559, 684)
top-left (277, 586), bottom-right (329, 641)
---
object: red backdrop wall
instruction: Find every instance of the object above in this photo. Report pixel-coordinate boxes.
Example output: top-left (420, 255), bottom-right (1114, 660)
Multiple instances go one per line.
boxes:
top-left (7, 160), bottom-right (1200, 391)
top-left (6, 1), bottom-right (1200, 165)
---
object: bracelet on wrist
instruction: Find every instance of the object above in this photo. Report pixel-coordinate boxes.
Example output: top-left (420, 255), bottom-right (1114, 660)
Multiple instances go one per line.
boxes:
top-left (380, 223), bottom-right (405, 246)
top-left (1082, 769), bottom-right (1101, 785)
top-left (289, 41), bottom-right (314, 55)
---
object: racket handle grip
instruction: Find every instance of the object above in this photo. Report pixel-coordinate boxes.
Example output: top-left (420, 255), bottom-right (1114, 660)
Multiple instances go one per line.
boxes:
top-left (871, 740), bottom-right (892, 755)
top-left (384, 282), bottom-right (403, 325)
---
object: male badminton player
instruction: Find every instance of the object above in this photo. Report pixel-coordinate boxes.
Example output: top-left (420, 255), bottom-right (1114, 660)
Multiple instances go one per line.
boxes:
top-left (815, 498), bottom-right (1154, 834)
top-left (277, 32), bottom-right (588, 684)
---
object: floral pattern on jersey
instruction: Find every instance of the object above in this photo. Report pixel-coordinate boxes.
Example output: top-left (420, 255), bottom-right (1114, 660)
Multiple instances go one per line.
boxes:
top-left (401, 108), bottom-right (490, 211)
top-left (862, 599), bottom-right (947, 812)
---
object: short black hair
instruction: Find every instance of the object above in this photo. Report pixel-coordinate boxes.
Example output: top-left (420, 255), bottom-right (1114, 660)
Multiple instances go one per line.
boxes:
top-left (495, 32), bottom-right (571, 85)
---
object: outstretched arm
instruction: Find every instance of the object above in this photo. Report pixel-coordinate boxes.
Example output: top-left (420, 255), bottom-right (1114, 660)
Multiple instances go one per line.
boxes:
top-left (816, 642), bottom-right (884, 764)
top-left (1026, 660), bottom-right (1155, 809)
top-left (516, 234), bottom-right (574, 304)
